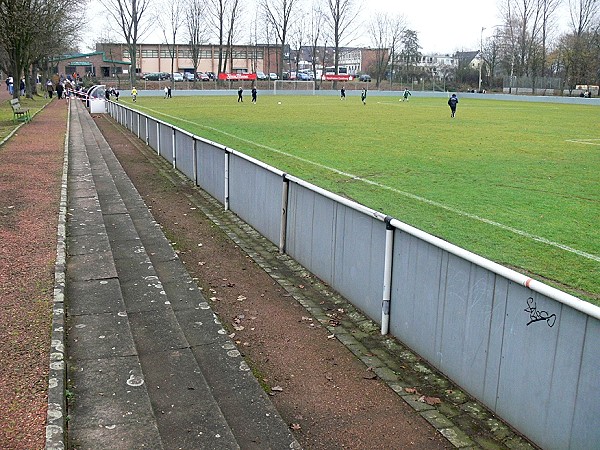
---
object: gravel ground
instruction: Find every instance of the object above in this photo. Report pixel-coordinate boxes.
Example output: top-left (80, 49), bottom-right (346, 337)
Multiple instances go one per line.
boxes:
top-left (0, 94), bottom-right (67, 449)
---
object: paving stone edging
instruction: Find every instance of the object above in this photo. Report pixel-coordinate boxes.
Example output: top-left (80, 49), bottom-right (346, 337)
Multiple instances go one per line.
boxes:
top-left (45, 101), bottom-right (70, 450)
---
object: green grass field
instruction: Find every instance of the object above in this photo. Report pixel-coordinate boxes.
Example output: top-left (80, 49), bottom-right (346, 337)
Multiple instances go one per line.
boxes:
top-left (121, 93), bottom-right (600, 304)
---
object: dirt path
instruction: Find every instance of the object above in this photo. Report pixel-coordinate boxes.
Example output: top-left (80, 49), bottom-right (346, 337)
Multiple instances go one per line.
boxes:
top-left (0, 95), bottom-right (67, 448)
top-left (93, 113), bottom-right (452, 450)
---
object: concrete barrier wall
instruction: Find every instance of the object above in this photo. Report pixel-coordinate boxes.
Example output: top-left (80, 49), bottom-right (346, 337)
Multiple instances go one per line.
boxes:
top-left (228, 155), bottom-right (284, 246)
top-left (107, 100), bottom-right (600, 450)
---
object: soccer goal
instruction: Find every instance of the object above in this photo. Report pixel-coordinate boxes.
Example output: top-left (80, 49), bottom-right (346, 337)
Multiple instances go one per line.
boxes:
top-left (273, 80), bottom-right (316, 95)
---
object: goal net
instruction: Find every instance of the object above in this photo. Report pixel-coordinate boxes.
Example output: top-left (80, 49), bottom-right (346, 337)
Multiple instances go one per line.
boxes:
top-left (273, 80), bottom-right (316, 95)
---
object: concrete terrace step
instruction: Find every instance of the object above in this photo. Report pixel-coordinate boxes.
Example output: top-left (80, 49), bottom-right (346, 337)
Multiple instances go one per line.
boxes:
top-left (65, 99), bottom-right (300, 449)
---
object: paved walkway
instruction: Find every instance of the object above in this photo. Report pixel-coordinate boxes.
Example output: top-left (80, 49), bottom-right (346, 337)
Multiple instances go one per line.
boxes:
top-left (64, 99), bottom-right (299, 449)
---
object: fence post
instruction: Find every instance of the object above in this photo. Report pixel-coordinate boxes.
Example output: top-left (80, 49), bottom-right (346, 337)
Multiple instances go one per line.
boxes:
top-left (172, 128), bottom-right (176, 169)
top-left (381, 216), bottom-right (395, 335)
top-left (156, 122), bottom-right (160, 156)
top-left (279, 173), bottom-right (289, 253)
top-left (137, 113), bottom-right (141, 140)
top-left (145, 117), bottom-right (149, 146)
top-left (192, 138), bottom-right (198, 186)
top-left (224, 149), bottom-right (230, 211)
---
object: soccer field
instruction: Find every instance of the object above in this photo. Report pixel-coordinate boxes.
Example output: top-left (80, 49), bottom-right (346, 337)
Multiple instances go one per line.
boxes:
top-left (122, 93), bottom-right (600, 304)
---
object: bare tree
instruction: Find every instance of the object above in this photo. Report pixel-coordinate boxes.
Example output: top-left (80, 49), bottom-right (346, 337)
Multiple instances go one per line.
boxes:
top-left (100, 0), bottom-right (153, 87)
top-left (288, 13), bottom-right (307, 77)
top-left (185, 0), bottom-right (207, 81)
top-left (0, 0), bottom-right (81, 98)
top-left (206, 0), bottom-right (243, 75)
top-left (368, 12), bottom-right (405, 88)
top-left (499, 0), bottom-right (542, 77)
top-left (559, 0), bottom-right (600, 88)
top-left (568, 0), bottom-right (599, 36)
top-left (325, 0), bottom-right (359, 75)
top-left (538, 0), bottom-right (561, 76)
top-left (307, 1), bottom-right (325, 84)
top-left (260, 0), bottom-right (301, 79)
top-left (158, 0), bottom-right (185, 87)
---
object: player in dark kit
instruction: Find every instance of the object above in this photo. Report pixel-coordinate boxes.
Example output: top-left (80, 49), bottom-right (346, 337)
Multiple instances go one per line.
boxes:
top-left (237, 87), bottom-right (243, 102)
top-left (251, 87), bottom-right (257, 103)
top-left (448, 93), bottom-right (458, 117)
top-left (340, 86), bottom-right (346, 100)
top-left (361, 88), bottom-right (367, 105)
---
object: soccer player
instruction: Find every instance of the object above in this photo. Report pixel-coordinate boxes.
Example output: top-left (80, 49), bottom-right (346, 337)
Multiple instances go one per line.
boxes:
top-left (361, 88), bottom-right (367, 105)
top-left (237, 86), bottom-right (243, 102)
top-left (131, 87), bottom-right (138, 102)
top-left (448, 93), bottom-right (458, 117)
top-left (251, 87), bottom-right (257, 103)
top-left (402, 88), bottom-right (411, 101)
top-left (340, 86), bottom-right (346, 100)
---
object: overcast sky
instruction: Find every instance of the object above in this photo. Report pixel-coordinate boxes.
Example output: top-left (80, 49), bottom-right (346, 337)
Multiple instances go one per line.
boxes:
top-left (83, 0), bottom-right (569, 55)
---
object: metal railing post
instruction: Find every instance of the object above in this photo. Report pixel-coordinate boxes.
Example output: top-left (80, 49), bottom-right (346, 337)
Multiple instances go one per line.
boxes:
top-left (279, 173), bottom-right (289, 253)
top-left (381, 216), bottom-right (395, 335)
top-left (193, 138), bottom-right (198, 186)
top-left (224, 150), bottom-right (230, 211)
top-left (172, 128), bottom-right (176, 169)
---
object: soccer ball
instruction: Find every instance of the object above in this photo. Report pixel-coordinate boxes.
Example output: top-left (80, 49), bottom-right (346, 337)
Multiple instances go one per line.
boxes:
top-left (278, 101), bottom-right (282, 104)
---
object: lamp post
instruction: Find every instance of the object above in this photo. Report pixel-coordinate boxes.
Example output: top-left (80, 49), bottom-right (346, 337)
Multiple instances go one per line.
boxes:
top-left (478, 26), bottom-right (485, 92)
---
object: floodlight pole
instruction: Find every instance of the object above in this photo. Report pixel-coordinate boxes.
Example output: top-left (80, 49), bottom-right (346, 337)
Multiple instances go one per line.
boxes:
top-left (478, 27), bottom-right (485, 92)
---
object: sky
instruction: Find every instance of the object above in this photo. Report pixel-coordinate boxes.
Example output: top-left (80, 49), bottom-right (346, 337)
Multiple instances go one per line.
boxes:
top-left (83, 0), bottom-right (568, 55)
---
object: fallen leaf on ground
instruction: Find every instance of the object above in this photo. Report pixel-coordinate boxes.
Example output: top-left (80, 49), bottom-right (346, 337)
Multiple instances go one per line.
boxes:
top-left (423, 396), bottom-right (442, 405)
top-left (404, 387), bottom-right (419, 394)
top-left (291, 423), bottom-right (301, 431)
top-left (271, 386), bottom-right (283, 392)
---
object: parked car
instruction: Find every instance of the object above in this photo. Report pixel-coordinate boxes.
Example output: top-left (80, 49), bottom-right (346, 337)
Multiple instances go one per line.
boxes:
top-left (269, 72), bottom-right (278, 80)
top-left (359, 74), bottom-right (372, 82)
top-left (196, 72), bottom-right (210, 81)
top-left (143, 72), bottom-right (169, 81)
top-left (297, 72), bottom-right (311, 81)
top-left (256, 71), bottom-right (268, 80)
top-left (172, 72), bottom-right (184, 82)
top-left (183, 72), bottom-right (195, 81)
top-left (206, 72), bottom-right (216, 80)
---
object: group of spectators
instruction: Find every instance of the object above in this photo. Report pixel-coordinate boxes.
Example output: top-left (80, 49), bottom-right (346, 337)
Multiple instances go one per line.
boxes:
top-left (4, 73), bottom-right (85, 99)
top-left (4, 77), bottom-right (26, 96)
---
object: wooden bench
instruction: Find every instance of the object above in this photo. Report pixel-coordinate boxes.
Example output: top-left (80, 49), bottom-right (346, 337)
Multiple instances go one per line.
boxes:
top-left (10, 98), bottom-right (31, 123)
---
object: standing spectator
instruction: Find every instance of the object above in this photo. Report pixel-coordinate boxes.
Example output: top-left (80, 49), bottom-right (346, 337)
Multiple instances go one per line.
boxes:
top-left (167, 86), bottom-right (172, 98)
top-left (402, 88), bottom-right (411, 101)
top-left (237, 86), bottom-right (243, 102)
top-left (19, 78), bottom-right (25, 96)
top-left (46, 79), bottom-right (53, 98)
top-left (105, 88), bottom-right (111, 101)
top-left (361, 88), bottom-right (367, 105)
top-left (5, 77), bottom-right (9, 91)
top-left (251, 86), bottom-right (257, 104)
top-left (164, 86), bottom-right (168, 98)
top-left (340, 85), bottom-right (346, 100)
top-left (114, 89), bottom-right (120, 101)
top-left (448, 93), bottom-right (459, 118)
top-left (56, 82), bottom-right (64, 99)
top-left (8, 77), bottom-right (13, 95)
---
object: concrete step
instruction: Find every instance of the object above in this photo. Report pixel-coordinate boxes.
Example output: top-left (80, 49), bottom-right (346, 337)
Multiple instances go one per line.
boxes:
top-left (65, 100), bottom-right (299, 449)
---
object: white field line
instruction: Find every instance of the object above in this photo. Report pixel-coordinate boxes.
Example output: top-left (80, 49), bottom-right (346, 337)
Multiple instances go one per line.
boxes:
top-left (565, 138), bottom-right (600, 146)
top-left (139, 106), bottom-right (600, 263)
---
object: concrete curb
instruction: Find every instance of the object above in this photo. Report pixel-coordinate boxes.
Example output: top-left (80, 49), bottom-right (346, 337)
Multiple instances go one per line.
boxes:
top-left (45, 100), bottom-right (70, 450)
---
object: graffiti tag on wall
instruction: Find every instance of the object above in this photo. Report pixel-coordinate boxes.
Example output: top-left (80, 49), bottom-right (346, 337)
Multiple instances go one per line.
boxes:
top-left (524, 297), bottom-right (556, 327)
